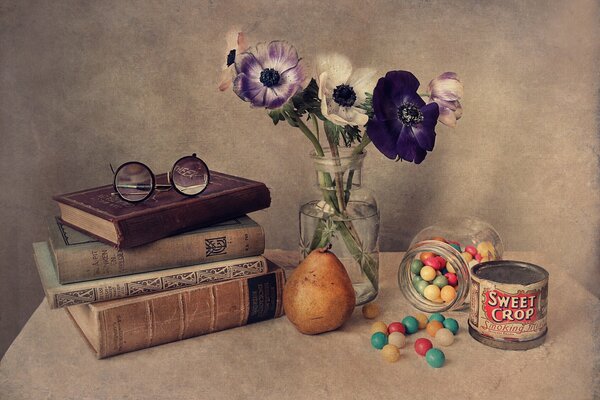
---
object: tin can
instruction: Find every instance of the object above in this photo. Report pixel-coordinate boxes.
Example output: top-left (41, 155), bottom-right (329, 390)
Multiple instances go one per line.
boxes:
top-left (469, 260), bottom-right (549, 350)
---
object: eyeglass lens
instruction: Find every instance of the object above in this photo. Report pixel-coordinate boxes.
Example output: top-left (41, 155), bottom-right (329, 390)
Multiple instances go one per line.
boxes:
top-left (171, 156), bottom-right (209, 195)
top-left (114, 162), bottom-right (154, 202)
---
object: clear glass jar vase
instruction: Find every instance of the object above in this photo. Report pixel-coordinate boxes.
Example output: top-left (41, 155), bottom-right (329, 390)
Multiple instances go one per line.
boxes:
top-left (299, 148), bottom-right (380, 305)
top-left (397, 217), bottom-right (504, 312)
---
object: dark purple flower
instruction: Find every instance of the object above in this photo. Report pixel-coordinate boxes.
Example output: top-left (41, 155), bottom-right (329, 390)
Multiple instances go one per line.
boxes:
top-left (233, 41), bottom-right (305, 109)
top-left (367, 71), bottom-right (439, 164)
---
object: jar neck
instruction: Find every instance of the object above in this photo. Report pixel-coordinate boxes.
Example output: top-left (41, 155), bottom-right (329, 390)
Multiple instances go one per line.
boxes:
top-left (398, 240), bottom-right (470, 312)
top-left (310, 148), bottom-right (365, 190)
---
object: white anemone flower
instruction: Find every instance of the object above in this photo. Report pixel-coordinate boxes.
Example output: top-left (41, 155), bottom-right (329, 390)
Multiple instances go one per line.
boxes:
top-left (218, 28), bottom-right (249, 92)
top-left (316, 53), bottom-right (377, 127)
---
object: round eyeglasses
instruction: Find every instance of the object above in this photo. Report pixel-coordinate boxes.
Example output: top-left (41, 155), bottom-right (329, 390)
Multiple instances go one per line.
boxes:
top-left (112, 154), bottom-right (210, 202)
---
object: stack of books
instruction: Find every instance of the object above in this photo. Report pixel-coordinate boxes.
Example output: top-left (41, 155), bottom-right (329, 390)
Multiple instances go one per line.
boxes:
top-left (34, 171), bottom-right (285, 359)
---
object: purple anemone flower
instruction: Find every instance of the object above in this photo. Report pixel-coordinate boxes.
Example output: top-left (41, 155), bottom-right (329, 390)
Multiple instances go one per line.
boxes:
top-left (233, 41), bottom-right (305, 109)
top-left (367, 71), bottom-right (439, 164)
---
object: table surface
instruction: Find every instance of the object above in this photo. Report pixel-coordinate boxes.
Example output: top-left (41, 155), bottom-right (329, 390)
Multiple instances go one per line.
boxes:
top-left (1, 251), bottom-right (599, 400)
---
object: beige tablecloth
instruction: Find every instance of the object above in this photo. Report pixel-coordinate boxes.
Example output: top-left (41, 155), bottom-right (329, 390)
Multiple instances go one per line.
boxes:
top-left (1, 251), bottom-right (598, 400)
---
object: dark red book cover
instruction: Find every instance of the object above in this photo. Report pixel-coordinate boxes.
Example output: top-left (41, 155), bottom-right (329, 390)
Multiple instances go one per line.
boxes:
top-left (53, 171), bottom-right (271, 248)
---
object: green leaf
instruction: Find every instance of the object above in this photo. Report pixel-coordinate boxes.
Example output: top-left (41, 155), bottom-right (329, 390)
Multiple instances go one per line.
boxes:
top-left (358, 93), bottom-right (374, 119)
top-left (324, 120), bottom-right (363, 147)
top-left (292, 79), bottom-right (325, 120)
top-left (268, 109), bottom-right (285, 125)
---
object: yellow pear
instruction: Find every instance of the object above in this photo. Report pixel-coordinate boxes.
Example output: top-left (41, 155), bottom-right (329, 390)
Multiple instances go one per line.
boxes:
top-left (283, 246), bottom-right (355, 334)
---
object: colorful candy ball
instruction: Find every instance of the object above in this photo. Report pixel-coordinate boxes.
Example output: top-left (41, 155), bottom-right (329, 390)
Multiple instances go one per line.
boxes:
top-left (415, 313), bottom-right (429, 329)
top-left (428, 313), bottom-right (446, 323)
top-left (420, 266), bottom-right (436, 281)
top-left (370, 321), bottom-right (388, 335)
top-left (426, 320), bottom-right (444, 337)
top-left (425, 348), bottom-right (446, 368)
top-left (401, 316), bottom-right (419, 334)
top-left (444, 272), bottom-right (458, 286)
top-left (414, 279), bottom-right (429, 295)
top-left (435, 328), bottom-right (455, 346)
top-left (465, 245), bottom-right (477, 256)
top-left (440, 285), bottom-right (457, 302)
top-left (443, 318), bottom-right (459, 335)
top-left (414, 338), bottom-right (433, 356)
top-left (424, 257), bottom-right (442, 270)
top-left (433, 275), bottom-right (449, 288)
top-left (388, 332), bottom-right (406, 348)
top-left (381, 344), bottom-right (401, 362)
top-left (420, 252), bottom-right (435, 263)
top-left (362, 302), bottom-right (380, 319)
top-left (410, 259), bottom-right (424, 274)
top-left (387, 322), bottom-right (406, 335)
top-left (423, 285), bottom-right (441, 301)
top-left (371, 332), bottom-right (388, 350)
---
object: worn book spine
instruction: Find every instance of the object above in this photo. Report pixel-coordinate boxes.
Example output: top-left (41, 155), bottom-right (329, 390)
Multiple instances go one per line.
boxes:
top-left (34, 242), bottom-right (268, 309)
top-left (66, 265), bottom-right (285, 359)
top-left (48, 216), bottom-right (265, 284)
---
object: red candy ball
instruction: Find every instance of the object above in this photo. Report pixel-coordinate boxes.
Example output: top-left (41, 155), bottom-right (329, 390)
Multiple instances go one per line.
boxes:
top-left (424, 257), bottom-right (442, 270)
top-left (434, 256), bottom-right (447, 268)
top-left (445, 272), bottom-right (458, 286)
top-left (388, 322), bottom-right (406, 335)
top-left (475, 253), bottom-right (483, 262)
top-left (414, 338), bottom-right (433, 356)
top-left (465, 245), bottom-right (477, 256)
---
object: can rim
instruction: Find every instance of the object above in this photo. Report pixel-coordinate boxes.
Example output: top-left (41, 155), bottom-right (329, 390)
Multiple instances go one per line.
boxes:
top-left (471, 260), bottom-right (549, 285)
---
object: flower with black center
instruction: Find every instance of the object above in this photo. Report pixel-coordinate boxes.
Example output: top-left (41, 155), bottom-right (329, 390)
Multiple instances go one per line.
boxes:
top-left (316, 53), bottom-right (377, 127)
top-left (367, 71), bottom-right (440, 164)
top-left (233, 41), bottom-right (305, 109)
top-left (218, 29), bottom-right (249, 92)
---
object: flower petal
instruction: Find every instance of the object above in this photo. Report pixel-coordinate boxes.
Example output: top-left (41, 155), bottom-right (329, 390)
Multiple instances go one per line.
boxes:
top-left (263, 84), bottom-right (297, 109)
top-left (280, 63), bottom-right (306, 88)
top-left (396, 125), bottom-right (427, 164)
top-left (438, 107), bottom-right (457, 127)
top-left (428, 73), bottom-right (463, 101)
top-left (372, 77), bottom-right (401, 121)
top-left (384, 71), bottom-right (421, 102)
top-left (218, 66), bottom-right (234, 92)
top-left (266, 41), bottom-right (300, 72)
top-left (235, 51), bottom-right (263, 80)
top-left (411, 103), bottom-right (438, 151)
top-left (347, 67), bottom-right (378, 105)
top-left (367, 118), bottom-right (401, 159)
top-left (233, 73), bottom-right (266, 105)
top-left (316, 53), bottom-right (353, 89)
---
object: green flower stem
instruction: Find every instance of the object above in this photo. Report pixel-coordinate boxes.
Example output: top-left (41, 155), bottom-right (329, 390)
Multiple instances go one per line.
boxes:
top-left (353, 136), bottom-right (371, 156)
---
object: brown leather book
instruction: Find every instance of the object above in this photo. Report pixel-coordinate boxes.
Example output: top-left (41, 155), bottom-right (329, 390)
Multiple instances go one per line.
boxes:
top-left (65, 262), bottom-right (285, 359)
top-left (53, 171), bottom-right (271, 248)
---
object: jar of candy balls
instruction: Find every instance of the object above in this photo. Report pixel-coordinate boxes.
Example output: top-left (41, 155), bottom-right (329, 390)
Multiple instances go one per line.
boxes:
top-left (397, 217), bottom-right (504, 312)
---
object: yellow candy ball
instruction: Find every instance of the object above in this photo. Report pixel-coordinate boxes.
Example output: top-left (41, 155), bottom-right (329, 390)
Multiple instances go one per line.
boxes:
top-left (423, 284), bottom-right (441, 301)
top-left (441, 285), bottom-right (457, 302)
top-left (381, 344), bottom-right (401, 363)
top-left (362, 302), bottom-right (380, 319)
top-left (370, 321), bottom-right (388, 335)
top-left (415, 313), bottom-right (429, 329)
top-left (446, 262), bottom-right (456, 273)
top-left (461, 252), bottom-right (473, 262)
top-left (420, 266), bottom-right (436, 281)
top-left (477, 241), bottom-right (497, 259)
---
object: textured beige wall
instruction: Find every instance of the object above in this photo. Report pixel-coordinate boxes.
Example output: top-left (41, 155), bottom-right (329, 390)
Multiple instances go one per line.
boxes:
top-left (0, 0), bottom-right (598, 358)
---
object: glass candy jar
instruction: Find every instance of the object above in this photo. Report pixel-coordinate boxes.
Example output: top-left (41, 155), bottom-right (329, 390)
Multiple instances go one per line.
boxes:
top-left (299, 148), bottom-right (380, 305)
top-left (397, 217), bottom-right (504, 312)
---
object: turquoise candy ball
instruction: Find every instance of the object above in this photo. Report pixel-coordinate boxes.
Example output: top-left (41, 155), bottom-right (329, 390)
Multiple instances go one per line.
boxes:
top-left (414, 280), bottom-right (429, 295)
top-left (425, 348), bottom-right (446, 368)
top-left (401, 316), bottom-right (419, 334)
top-left (371, 332), bottom-right (388, 350)
top-left (412, 274), bottom-right (424, 283)
top-left (428, 313), bottom-right (446, 323)
top-left (449, 243), bottom-right (462, 252)
top-left (443, 318), bottom-right (459, 335)
top-left (410, 259), bottom-right (424, 274)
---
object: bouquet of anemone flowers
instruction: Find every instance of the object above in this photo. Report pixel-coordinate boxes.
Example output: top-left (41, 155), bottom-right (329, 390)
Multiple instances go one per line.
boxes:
top-left (220, 29), bottom-right (463, 294)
